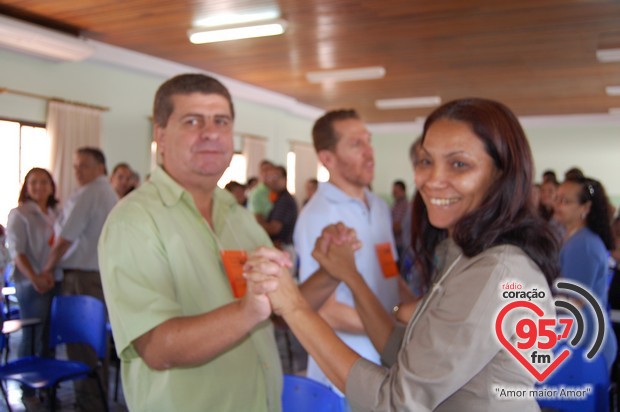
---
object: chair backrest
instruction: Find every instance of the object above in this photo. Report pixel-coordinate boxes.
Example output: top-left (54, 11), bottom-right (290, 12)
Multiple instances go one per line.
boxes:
top-left (281, 374), bottom-right (346, 412)
top-left (537, 345), bottom-right (609, 412)
top-left (48, 295), bottom-right (107, 359)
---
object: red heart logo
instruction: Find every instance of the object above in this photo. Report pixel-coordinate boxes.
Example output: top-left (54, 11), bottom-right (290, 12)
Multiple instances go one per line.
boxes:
top-left (495, 300), bottom-right (570, 382)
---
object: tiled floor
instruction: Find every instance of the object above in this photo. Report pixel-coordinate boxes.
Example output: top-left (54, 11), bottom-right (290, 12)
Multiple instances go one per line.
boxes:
top-left (0, 321), bottom-right (307, 411)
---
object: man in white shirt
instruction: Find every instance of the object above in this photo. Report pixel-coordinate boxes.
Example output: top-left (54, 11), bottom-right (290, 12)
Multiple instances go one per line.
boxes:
top-left (293, 109), bottom-right (401, 400)
top-left (41, 146), bottom-right (118, 412)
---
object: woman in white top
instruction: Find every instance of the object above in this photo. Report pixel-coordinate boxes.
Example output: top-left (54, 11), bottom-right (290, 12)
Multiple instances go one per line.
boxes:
top-left (7, 167), bottom-right (62, 409)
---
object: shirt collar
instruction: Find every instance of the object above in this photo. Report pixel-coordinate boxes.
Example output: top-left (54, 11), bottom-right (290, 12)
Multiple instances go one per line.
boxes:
top-left (21, 200), bottom-right (44, 216)
top-left (150, 166), bottom-right (186, 207)
top-left (20, 200), bottom-right (56, 223)
top-left (319, 181), bottom-right (370, 205)
top-left (150, 166), bottom-right (238, 212)
top-left (435, 237), bottom-right (462, 275)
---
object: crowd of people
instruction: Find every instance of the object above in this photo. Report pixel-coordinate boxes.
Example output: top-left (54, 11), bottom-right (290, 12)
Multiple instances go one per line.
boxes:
top-left (2, 150), bottom-right (139, 411)
top-left (1, 72), bottom-right (619, 412)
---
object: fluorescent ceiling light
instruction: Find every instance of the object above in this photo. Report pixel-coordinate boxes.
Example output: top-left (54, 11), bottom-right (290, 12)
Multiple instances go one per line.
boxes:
top-left (609, 108), bottom-right (620, 116)
top-left (188, 19), bottom-right (286, 44)
top-left (195, 10), bottom-right (280, 28)
top-left (376, 96), bottom-right (442, 110)
top-left (0, 14), bottom-right (93, 61)
top-left (597, 48), bottom-right (620, 62)
top-left (306, 67), bottom-right (385, 83)
top-left (606, 86), bottom-right (620, 96)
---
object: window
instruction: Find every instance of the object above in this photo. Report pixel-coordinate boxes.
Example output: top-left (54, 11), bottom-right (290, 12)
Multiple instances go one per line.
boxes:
top-left (217, 153), bottom-right (248, 188)
top-left (285, 152), bottom-right (328, 195)
top-left (317, 165), bottom-right (330, 182)
top-left (0, 119), bottom-right (50, 226)
top-left (287, 142), bottom-right (329, 205)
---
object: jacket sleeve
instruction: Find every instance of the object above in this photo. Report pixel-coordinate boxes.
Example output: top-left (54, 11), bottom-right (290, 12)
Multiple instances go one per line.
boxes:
top-left (345, 257), bottom-right (523, 411)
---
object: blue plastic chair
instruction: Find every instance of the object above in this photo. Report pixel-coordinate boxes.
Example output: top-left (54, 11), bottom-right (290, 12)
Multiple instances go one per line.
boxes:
top-left (0, 295), bottom-right (109, 412)
top-left (282, 374), bottom-right (346, 412)
top-left (0, 299), bottom-right (41, 364)
top-left (536, 345), bottom-right (610, 412)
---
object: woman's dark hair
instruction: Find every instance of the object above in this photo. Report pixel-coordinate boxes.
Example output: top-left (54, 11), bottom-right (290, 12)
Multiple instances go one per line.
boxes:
top-left (564, 167), bottom-right (584, 181)
top-left (18, 168), bottom-right (59, 208)
top-left (411, 98), bottom-right (560, 287)
top-left (568, 177), bottom-right (615, 251)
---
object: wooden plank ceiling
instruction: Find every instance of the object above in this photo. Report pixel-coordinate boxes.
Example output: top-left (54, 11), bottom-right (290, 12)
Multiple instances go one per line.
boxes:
top-left (1, 0), bottom-right (620, 123)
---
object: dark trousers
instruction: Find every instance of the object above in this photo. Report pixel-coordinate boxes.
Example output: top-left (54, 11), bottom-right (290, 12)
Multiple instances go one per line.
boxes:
top-left (62, 269), bottom-right (108, 412)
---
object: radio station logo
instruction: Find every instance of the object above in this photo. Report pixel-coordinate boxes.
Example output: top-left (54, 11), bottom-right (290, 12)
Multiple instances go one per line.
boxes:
top-left (494, 280), bottom-right (605, 402)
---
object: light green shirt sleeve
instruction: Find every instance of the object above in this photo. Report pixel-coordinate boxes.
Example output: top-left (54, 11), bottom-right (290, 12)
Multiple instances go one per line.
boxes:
top-left (99, 200), bottom-right (178, 359)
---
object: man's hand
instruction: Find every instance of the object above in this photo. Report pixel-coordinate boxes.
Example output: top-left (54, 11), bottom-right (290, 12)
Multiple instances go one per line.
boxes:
top-left (244, 247), bottom-right (306, 316)
top-left (314, 222), bottom-right (361, 256)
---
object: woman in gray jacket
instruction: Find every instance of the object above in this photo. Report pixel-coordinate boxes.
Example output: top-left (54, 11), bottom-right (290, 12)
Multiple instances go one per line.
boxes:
top-left (247, 98), bottom-right (561, 411)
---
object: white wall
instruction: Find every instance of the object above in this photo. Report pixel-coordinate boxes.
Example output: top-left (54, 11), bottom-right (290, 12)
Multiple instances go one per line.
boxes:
top-left (0, 49), bottom-right (161, 178)
top-left (371, 119), bottom-right (620, 207)
top-left (0, 47), bottom-right (315, 185)
top-left (2, 45), bottom-right (619, 209)
top-left (525, 120), bottom-right (620, 206)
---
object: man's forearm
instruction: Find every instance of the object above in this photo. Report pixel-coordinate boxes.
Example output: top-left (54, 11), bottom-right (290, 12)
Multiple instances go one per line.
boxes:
top-left (132, 299), bottom-right (267, 370)
top-left (299, 267), bottom-right (340, 310)
top-left (348, 274), bottom-right (395, 353)
top-left (318, 297), bottom-right (365, 334)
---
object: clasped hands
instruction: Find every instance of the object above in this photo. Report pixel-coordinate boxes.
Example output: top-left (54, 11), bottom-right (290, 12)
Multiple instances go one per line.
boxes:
top-left (33, 269), bottom-right (55, 294)
top-left (243, 222), bottom-right (361, 317)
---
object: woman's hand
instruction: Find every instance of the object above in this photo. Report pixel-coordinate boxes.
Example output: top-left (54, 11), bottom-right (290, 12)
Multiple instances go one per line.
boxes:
top-left (314, 222), bottom-right (361, 256)
top-left (33, 270), bottom-right (54, 294)
top-left (312, 223), bottom-right (361, 284)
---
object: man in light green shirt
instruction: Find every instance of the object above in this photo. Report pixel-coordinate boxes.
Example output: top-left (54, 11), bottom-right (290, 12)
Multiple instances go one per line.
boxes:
top-left (98, 74), bottom-right (282, 412)
top-left (249, 160), bottom-right (275, 219)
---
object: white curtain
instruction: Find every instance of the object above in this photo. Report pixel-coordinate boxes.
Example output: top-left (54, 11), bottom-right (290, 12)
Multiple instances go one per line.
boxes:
top-left (291, 141), bottom-right (319, 207)
top-left (242, 135), bottom-right (267, 179)
top-left (47, 101), bottom-right (103, 204)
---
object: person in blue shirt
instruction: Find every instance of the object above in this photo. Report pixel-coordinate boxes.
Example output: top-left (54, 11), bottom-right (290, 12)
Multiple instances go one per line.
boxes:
top-left (554, 176), bottom-right (617, 372)
top-left (293, 109), bottom-right (402, 400)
